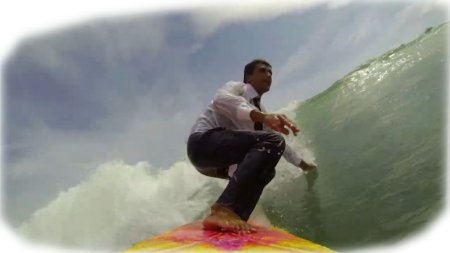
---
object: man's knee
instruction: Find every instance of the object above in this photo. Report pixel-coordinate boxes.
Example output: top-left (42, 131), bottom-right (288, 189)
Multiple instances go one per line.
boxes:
top-left (260, 168), bottom-right (276, 185)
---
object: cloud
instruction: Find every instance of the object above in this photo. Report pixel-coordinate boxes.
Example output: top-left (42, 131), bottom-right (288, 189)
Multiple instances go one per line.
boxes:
top-left (2, 12), bottom-right (203, 225)
top-left (188, 0), bottom-right (342, 39)
top-left (260, 0), bottom-right (448, 113)
top-left (396, 0), bottom-right (446, 21)
top-left (3, 13), bottom-right (176, 139)
top-left (0, 1), bottom-right (205, 62)
top-left (274, 1), bottom-right (446, 89)
top-left (4, 81), bottom-right (205, 226)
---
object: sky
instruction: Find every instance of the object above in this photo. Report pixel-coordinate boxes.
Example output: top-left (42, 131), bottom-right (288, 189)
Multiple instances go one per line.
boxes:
top-left (0, 0), bottom-right (448, 252)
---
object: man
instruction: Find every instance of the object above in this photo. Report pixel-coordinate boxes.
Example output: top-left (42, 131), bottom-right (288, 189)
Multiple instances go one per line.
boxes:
top-left (187, 59), bottom-right (317, 234)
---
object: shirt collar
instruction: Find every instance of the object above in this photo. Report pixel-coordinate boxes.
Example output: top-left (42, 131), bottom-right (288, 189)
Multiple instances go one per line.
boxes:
top-left (244, 83), bottom-right (261, 101)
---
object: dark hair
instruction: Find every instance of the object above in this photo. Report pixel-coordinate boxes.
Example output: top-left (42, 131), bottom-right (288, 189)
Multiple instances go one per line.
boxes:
top-left (243, 59), bottom-right (271, 83)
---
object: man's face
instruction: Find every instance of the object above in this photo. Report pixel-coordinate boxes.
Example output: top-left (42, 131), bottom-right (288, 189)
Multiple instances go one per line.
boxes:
top-left (247, 63), bottom-right (272, 95)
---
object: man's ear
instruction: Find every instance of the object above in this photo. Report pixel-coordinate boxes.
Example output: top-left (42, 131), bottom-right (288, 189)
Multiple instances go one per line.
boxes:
top-left (245, 74), bottom-right (252, 83)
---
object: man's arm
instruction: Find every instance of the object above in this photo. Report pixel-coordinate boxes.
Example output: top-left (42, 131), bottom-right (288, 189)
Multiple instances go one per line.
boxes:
top-left (250, 110), bottom-right (300, 136)
top-left (282, 141), bottom-right (317, 171)
top-left (252, 109), bottom-right (317, 171)
top-left (212, 82), bottom-right (257, 123)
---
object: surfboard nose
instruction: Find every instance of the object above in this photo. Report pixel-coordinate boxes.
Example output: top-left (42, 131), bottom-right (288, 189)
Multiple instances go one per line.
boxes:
top-left (124, 221), bottom-right (336, 252)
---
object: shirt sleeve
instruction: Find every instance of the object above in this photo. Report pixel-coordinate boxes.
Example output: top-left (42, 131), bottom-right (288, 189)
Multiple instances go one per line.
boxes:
top-left (212, 82), bottom-right (257, 122)
top-left (259, 104), bottom-right (303, 167)
top-left (282, 143), bottom-right (303, 167)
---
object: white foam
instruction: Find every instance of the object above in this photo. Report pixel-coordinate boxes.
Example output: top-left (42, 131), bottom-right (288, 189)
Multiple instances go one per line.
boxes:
top-left (17, 160), bottom-right (223, 251)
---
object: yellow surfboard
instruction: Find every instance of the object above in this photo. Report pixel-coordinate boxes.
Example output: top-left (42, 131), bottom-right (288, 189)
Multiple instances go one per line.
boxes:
top-left (124, 221), bottom-right (335, 252)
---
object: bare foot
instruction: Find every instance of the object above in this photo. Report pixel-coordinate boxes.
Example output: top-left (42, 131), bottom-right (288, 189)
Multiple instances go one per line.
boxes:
top-left (203, 212), bottom-right (240, 232)
top-left (204, 203), bottom-right (256, 233)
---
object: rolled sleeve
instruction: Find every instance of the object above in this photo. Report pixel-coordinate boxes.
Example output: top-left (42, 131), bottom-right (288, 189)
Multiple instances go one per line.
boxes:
top-left (236, 103), bottom-right (254, 121)
top-left (283, 143), bottom-right (303, 167)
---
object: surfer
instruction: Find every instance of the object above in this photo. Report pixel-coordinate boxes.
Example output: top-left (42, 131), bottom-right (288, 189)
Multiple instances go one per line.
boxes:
top-left (187, 59), bottom-right (317, 233)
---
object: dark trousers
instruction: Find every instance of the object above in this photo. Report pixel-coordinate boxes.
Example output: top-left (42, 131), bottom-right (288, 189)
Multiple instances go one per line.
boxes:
top-left (187, 127), bottom-right (286, 221)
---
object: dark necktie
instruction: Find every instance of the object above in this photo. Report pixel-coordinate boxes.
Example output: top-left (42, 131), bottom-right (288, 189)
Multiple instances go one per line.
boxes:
top-left (252, 97), bottom-right (263, 130)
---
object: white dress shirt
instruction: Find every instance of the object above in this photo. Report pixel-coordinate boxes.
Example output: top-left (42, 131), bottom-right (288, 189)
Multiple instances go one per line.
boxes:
top-left (190, 81), bottom-right (303, 171)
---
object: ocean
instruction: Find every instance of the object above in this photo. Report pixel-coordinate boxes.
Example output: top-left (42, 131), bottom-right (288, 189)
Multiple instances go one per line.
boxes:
top-left (263, 22), bottom-right (447, 250)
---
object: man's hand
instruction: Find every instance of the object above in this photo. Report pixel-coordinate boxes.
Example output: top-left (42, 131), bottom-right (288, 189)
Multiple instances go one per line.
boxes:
top-left (276, 114), bottom-right (300, 136)
top-left (251, 111), bottom-right (300, 135)
top-left (299, 160), bottom-right (317, 171)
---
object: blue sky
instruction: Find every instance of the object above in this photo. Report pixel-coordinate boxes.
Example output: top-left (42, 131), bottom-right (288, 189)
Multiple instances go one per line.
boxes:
top-left (1, 0), bottom-right (448, 246)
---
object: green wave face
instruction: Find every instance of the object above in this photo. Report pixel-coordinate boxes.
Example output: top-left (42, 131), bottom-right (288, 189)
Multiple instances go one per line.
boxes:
top-left (263, 23), bottom-right (448, 250)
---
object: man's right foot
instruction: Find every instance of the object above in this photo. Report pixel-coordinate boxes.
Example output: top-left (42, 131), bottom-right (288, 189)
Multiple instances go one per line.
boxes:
top-left (203, 213), bottom-right (239, 232)
top-left (203, 203), bottom-right (255, 233)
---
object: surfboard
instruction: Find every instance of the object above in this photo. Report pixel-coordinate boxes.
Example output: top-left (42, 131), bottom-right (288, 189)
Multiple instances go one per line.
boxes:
top-left (124, 221), bottom-right (335, 252)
